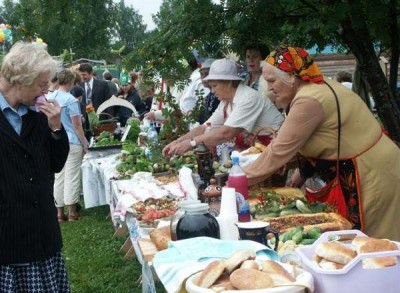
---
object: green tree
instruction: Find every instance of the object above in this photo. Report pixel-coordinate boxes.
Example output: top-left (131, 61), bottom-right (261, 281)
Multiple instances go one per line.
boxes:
top-left (110, 0), bottom-right (147, 55)
top-left (128, 0), bottom-right (400, 140)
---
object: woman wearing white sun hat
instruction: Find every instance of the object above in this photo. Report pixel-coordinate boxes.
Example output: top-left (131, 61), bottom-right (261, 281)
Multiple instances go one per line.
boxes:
top-left (163, 58), bottom-right (284, 156)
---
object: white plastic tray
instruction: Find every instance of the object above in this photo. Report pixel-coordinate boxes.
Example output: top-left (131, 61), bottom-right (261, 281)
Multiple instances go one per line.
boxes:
top-left (295, 230), bottom-right (400, 293)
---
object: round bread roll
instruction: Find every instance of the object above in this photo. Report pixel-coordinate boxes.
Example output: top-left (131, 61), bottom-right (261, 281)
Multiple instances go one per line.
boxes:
top-left (260, 260), bottom-right (295, 285)
top-left (359, 238), bottom-right (398, 268)
top-left (196, 260), bottom-right (226, 288)
top-left (225, 249), bottom-right (256, 273)
top-left (240, 260), bottom-right (259, 270)
top-left (318, 258), bottom-right (345, 270)
top-left (315, 241), bottom-right (356, 265)
top-left (230, 268), bottom-right (273, 290)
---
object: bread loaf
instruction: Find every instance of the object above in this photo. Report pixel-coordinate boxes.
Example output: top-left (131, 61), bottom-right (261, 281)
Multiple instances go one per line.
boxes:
top-left (230, 268), bottom-right (273, 290)
top-left (196, 260), bottom-right (226, 288)
top-left (149, 226), bottom-right (171, 251)
top-left (315, 241), bottom-right (356, 265)
top-left (240, 260), bottom-right (259, 270)
top-left (358, 238), bottom-right (398, 268)
top-left (260, 260), bottom-right (295, 285)
top-left (318, 258), bottom-right (345, 270)
top-left (225, 249), bottom-right (256, 273)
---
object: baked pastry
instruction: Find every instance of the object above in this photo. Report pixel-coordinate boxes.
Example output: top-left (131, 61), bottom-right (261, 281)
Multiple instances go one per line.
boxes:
top-left (230, 268), bottom-right (273, 290)
top-left (225, 249), bottom-right (256, 273)
top-left (315, 241), bottom-right (356, 265)
top-left (260, 260), bottom-right (295, 285)
top-left (149, 226), bottom-right (171, 251)
top-left (357, 238), bottom-right (398, 268)
top-left (260, 212), bottom-right (353, 234)
top-left (240, 260), bottom-right (259, 270)
top-left (196, 260), bottom-right (226, 288)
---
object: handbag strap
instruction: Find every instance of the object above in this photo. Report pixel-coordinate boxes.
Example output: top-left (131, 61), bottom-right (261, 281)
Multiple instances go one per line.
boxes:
top-left (324, 81), bottom-right (341, 167)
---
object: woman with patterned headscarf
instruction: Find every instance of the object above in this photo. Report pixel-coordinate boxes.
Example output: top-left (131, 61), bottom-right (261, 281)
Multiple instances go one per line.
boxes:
top-left (244, 46), bottom-right (400, 241)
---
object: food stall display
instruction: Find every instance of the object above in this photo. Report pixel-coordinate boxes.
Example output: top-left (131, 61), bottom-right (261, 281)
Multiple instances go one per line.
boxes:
top-left (82, 118), bottom-right (400, 293)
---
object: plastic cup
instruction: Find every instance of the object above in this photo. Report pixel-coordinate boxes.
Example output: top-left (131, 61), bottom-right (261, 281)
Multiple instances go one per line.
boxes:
top-left (219, 187), bottom-right (237, 216)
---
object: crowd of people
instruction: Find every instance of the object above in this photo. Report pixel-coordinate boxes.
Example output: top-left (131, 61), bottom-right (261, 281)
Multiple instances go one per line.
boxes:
top-left (1, 39), bottom-right (400, 291)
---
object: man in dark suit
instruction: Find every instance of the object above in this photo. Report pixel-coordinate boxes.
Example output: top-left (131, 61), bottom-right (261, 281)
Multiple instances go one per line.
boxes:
top-left (78, 63), bottom-right (112, 112)
top-left (78, 63), bottom-right (113, 138)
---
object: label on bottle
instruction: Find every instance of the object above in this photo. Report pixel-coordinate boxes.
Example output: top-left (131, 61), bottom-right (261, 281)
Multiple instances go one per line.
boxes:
top-left (235, 192), bottom-right (251, 222)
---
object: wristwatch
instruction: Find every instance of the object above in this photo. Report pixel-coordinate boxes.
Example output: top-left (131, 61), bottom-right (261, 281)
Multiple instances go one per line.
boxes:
top-left (189, 138), bottom-right (197, 148)
top-left (50, 127), bottom-right (63, 140)
top-left (51, 128), bottom-right (62, 135)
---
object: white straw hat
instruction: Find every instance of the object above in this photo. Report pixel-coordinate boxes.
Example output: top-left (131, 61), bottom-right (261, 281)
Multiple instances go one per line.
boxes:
top-left (203, 58), bottom-right (243, 81)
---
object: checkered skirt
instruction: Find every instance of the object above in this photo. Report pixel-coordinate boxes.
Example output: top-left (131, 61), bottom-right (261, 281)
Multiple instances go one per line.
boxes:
top-left (0, 252), bottom-right (70, 292)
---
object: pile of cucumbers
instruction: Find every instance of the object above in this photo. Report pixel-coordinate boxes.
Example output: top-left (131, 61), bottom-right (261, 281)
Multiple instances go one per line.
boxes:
top-left (254, 191), bottom-right (331, 219)
top-left (277, 226), bottom-right (322, 246)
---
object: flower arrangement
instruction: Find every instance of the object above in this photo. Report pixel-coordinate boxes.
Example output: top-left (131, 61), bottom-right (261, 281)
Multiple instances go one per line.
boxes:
top-left (86, 105), bottom-right (98, 135)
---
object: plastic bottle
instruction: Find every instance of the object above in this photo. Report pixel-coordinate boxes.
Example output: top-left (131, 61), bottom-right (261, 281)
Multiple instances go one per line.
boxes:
top-left (227, 156), bottom-right (251, 222)
top-left (204, 122), bottom-right (216, 155)
top-left (113, 122), bottom-right (123, 141)
top-left (146, 122), bottom-right (158, 146)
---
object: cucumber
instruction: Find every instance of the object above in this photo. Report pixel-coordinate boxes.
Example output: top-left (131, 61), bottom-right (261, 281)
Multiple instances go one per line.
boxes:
top-left (296, 200), bottom-right (312, 214)
top-left (300, 238), bottom-right (316, 245)
top-left (279, 209), bottom-right (301, 216)
top-left (281, 201), bottom-right (297, 210)
top-left (307, 227), bottom-right (322, 239)
top-left (292, 231), bottom-right (303, 244)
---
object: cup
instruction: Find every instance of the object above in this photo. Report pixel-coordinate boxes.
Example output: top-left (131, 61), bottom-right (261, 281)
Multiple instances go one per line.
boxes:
top-left (219, 187), bottom-right (237, 216)
top-left (235, 221), bottom-right (279, 251)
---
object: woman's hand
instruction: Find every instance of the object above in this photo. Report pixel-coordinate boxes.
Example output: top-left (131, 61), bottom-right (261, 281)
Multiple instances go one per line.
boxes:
top-left (162, 141), bottom-right (177, 156)
top-left (166, 140), bottom-right (192, 156)
top-left (40, 99), bottom-right (62, 131)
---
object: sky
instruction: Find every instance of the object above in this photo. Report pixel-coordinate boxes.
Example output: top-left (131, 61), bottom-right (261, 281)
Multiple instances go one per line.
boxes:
top-left (123, 0), bottom-right (162, 31)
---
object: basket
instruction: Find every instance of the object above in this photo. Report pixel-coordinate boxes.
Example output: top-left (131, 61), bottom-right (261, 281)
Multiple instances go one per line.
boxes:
top-left (92, 113), bottom-right (118, 136)
top-left (251, 126), bottom-right (288, 188)
top-left (295, 230), bottom-right (400, 293)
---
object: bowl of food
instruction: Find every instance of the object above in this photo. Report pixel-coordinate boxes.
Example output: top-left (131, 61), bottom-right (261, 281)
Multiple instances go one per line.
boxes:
top-left (185, 249), bottom-right (313, 293)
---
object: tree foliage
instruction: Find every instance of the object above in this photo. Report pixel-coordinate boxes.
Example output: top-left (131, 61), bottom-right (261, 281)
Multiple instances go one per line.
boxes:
top-left (125, 0), bottom-right (400, 140)
top-left (0, 0), bottom-right (147, 62)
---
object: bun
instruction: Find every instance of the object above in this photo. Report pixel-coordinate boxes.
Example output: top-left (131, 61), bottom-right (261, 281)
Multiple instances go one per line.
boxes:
top-left (225, 249), bottom-right (256, 273)
top-left (240, 260), bottom-right (259, 270)
top-left (358, 238), bottom-right (398, 268)
top-left (315, 242), bottom-right (356, 265)
top-left (230, 268), bottom-right (273, 290)
top-left (149, 226), bottom-right (171, 251)
top-left (352, 236), bottom-right (373, 253)
top-left (260, 260), bottom-right (295, 284)
top-left (210, 273), bottom-right (235, 292)
top-left (196, 260), bottom-right (226, 288)
top-left (318, 258), bottom-right (345, 270)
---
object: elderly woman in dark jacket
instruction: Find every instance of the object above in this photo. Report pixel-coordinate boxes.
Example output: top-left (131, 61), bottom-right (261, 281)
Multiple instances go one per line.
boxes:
top-left (0, 42), bottom-right (70, 291)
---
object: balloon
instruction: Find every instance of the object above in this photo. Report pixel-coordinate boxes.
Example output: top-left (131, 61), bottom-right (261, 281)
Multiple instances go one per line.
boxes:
top-left (0, 23), bottom-right (5, 29)
top-left (5, 24), bottom-right (11, 29)
top-left (36, 38), bottom-right (43, 45)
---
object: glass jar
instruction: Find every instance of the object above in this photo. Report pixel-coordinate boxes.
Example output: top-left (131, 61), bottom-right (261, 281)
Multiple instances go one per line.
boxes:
top-left (176, 203), bottom-right (220, 240)
top-left (170, 200), bottom-right (200, 241)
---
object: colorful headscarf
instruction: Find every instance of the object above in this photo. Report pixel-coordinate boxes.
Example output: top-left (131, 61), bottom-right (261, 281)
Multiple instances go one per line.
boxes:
top-left (266, 46), bottom-right (324, 83)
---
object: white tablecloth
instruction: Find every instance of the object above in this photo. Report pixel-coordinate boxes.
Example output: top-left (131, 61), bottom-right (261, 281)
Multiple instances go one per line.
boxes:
top-left (81, 149), bottom-right (121, 208)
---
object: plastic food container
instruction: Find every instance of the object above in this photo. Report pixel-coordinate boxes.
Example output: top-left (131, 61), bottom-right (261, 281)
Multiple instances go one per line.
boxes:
top-left (185, 266), bottom-right (312, 293)
top-left (295, 230), bottom-right (400, 293)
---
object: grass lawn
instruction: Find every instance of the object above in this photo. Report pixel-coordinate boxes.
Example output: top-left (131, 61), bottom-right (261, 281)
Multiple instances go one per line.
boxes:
top-left (60, 205), bottom-right (167, 293)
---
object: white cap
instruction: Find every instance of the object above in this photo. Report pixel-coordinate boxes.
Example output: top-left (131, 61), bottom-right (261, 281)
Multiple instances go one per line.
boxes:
top-left (203, 59), bottom-right (243, 81)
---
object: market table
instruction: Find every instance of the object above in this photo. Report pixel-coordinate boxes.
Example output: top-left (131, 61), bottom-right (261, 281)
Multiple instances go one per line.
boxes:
top-left (81, 149), bottom-right (121, 209)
